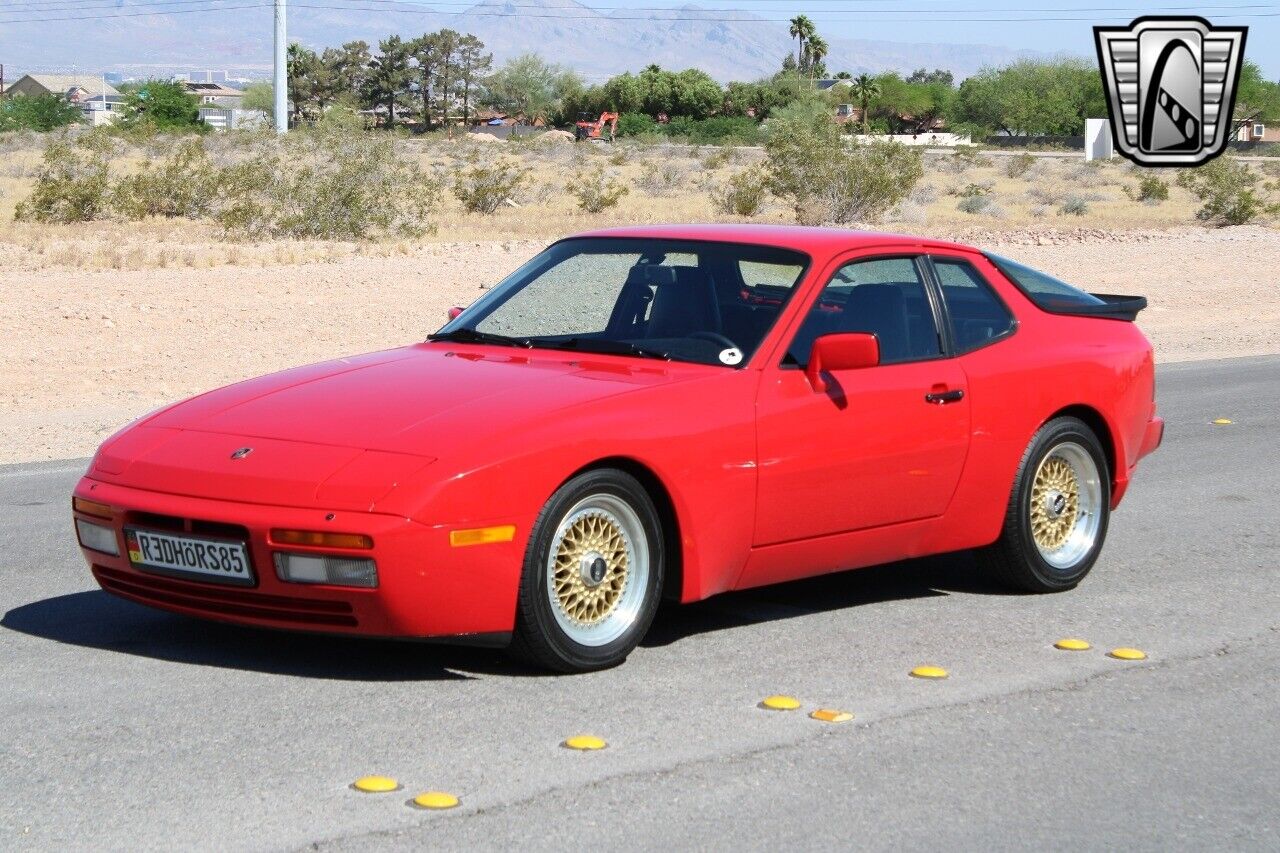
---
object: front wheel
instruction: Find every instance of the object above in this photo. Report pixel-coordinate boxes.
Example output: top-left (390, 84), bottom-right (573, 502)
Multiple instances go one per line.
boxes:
top-left (510, 469), bottom-right (663, 672)
top-left (976, 417), bottom-right (1110, 592)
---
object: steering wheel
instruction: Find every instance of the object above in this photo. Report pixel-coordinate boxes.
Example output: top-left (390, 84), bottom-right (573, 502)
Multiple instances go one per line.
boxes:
top-left (689, 331), bottom-right (738, 350)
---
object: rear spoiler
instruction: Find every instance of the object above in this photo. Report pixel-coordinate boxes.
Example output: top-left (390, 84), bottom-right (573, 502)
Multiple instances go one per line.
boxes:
top-left (1074, 294), bottom-right (1148, 321)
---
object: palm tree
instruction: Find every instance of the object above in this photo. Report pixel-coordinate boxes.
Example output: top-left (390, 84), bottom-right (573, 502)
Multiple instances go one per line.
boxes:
top-left (849, 73), bottom-right (881, 135)
top-left (806, 35), bottom-right (829, 78)
top-left (788, 15), bottom-right (815, 75)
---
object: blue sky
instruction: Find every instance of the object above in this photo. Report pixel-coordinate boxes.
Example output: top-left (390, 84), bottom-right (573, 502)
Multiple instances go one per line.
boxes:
top-left (595, 0), bottom-right (1280, 77)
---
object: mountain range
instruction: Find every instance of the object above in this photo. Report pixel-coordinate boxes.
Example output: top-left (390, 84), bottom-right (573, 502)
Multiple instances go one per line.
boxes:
top-left (1, 0), bottom-right (1037, 82)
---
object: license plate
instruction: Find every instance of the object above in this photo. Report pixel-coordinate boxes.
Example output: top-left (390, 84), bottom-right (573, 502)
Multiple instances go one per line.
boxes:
top-left (125, 527), bottom-right (254, 586)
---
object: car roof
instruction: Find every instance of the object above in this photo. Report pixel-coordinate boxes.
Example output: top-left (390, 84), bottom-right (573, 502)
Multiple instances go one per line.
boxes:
top-left (571, 224), bottom-right (978, 257)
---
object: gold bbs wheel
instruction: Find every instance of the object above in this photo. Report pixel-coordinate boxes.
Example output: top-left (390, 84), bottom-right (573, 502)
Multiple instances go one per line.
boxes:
top-left (1029, 441), bottom-right (1103, 570)
top-left (545, 494), bottom-right (650, 647)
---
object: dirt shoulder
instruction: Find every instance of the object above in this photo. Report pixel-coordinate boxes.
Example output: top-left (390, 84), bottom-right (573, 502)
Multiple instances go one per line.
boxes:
top-left (3, 227), bottom-right (1276, 465)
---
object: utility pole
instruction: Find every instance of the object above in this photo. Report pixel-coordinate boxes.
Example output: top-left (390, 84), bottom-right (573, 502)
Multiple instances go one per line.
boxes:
top-left (273, 0), bottom-right (287, 133)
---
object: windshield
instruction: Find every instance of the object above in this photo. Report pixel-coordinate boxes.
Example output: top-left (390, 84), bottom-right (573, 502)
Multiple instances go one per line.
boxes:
top-left (433, 238), bottom-right (810, 367)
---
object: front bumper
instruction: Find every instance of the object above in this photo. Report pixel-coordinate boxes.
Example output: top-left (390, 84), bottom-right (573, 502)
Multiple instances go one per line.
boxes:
top-left (73, 477), bottom-right (523, 641)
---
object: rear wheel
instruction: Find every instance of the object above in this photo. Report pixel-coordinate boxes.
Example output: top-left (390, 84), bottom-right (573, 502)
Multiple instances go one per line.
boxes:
top-left (510, 469), bottom-right (663, 672)
top-left (976, 417), bottom-right (1110, 592)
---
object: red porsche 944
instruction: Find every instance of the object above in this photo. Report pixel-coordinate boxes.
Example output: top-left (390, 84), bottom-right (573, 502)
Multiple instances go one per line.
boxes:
top-left (73, 225), bottom-right (1163, 671)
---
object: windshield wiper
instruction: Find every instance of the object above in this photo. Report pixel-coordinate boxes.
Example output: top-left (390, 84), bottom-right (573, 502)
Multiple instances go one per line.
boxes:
top-left (551, 337), bottom-right (671, 361)
top-left (427, 328), bottom-right (534, 348)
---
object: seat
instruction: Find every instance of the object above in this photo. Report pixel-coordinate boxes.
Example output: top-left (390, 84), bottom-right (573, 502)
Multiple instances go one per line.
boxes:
top-left (843, 284), bottom-right (911, 362)
top-left (645, 266), bottom-right (721, 338)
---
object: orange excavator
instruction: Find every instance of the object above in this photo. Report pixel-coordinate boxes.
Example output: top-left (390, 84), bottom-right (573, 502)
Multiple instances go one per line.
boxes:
top-left (575, 111), bottom-right (619, 142)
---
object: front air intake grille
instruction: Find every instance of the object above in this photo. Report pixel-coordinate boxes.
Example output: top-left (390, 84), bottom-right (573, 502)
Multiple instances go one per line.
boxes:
top-left (94, 565), bottom-right (358, 627)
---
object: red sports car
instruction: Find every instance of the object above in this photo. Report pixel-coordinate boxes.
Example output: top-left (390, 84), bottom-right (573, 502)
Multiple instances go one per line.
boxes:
top-left (73, 225), bottom-right (1163, 671)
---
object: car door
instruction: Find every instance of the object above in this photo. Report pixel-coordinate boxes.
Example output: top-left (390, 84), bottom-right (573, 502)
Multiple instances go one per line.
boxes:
top-left (753, 252), bottom-right (971, 547)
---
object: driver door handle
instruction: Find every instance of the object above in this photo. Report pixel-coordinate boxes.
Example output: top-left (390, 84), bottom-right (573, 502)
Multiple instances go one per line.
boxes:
top-left (925, 389), bottom-right (965, 404)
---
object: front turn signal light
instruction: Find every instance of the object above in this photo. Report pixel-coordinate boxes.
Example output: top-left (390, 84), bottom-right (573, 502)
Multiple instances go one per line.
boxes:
top-left (73, 497), bottom-right (114, 519)
top-left (270, 529), bottom-right (374, 550)
top-left (449, 525), bottom-right (516, 547)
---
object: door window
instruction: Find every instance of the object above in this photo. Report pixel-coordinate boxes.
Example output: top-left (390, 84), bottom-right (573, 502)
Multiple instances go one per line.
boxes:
top-left (932, 258), bottom-right (1015, 352)
top-left (787, 257), bottom-right (942, 366)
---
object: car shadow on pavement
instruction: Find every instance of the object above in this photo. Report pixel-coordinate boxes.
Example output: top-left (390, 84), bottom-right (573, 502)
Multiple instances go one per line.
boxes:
top-left (642, 550), bottom-right (1009, 648)
top-left (0, 589), bottom-right (522, 681)
top-left (3, 551), bottom-right (1007, 679)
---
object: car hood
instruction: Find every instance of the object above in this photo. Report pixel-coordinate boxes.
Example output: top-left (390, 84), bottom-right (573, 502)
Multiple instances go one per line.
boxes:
top-left (90, 344), bottom-right (707, 509)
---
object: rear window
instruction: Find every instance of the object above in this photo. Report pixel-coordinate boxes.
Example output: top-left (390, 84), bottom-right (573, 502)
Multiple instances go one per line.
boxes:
top-left (985, 253), bottom-right (1105, 312)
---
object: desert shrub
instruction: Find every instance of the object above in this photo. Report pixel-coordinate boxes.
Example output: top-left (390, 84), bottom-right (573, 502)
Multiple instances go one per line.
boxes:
top-left (13, 132), bottom-right (112, 223)
top-left (566, 167), bottom-right (628, 213)
top-left (111, 138), bottom-right (216, 220)
top-left (702, 146), bottom-right (737, 169)
top-left (636, 159), bottom-right (688, 195)
top-left (1004, 152), bottom-right (1036, 178)
top-left (1176, 158), bottom-right (1278, 226)
top-left (1058, 195), bottom-right (1090, 216)
top-left (955, 182), bottom-right (990, 198)
top-left (889, 199), bottom-right (927, 224)
top-left (218, 110), bottom-right (440, 238)
top-left (910, 183), bottom-right (939, 204)
top-left (956, 194), bottom-right (992, 214)
top-left (452, 157), bottom-right (529, 214)
top-left (712, 167), bottom-right (768, 216)
top-left (944, 144), bottom-right (992, 172)
top-left (765, 105), bottom-right (923, 225)
top-left (1026, 184), bottom-right (1063, 205)
top-left (1125, 172), bottom-right (1169, 204)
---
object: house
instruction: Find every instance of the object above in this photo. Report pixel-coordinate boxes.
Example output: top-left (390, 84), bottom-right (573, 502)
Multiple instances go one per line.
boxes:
top-left (198, 107), bottom-right (266, 131)
top-left (3, 73), bottom-right (119, 102)
top-left (815, 79), bottom-right (853, 92)
top-left (81, 92), bottom-right (125, 126)
top-left (2, 74), bottom-right (123, 125)
top-left (184, 81), bottom-right (244, 108)
top-left (1236, 121), bottom-right (1280, 143)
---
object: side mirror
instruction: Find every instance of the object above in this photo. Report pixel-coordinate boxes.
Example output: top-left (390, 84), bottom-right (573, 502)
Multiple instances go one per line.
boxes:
top-left (446, 306), bottom-right (465, 320)
top-left (805, 332), bottom-right (879, 392)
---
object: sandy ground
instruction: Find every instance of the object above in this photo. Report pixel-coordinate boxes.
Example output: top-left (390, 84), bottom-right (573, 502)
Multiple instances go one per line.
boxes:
top-left (3, 225), bottom-right (1278, 465)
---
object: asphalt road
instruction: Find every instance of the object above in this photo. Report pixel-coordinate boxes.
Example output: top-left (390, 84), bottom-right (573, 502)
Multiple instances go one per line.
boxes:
top-left (1, 355), bottom-right (1277, 852)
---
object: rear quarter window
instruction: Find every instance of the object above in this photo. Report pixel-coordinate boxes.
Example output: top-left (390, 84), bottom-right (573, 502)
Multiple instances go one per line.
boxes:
top-left (931, 257), bottom-right (1015, 352)
top-left (985, 253), bottom-right (1106, 312)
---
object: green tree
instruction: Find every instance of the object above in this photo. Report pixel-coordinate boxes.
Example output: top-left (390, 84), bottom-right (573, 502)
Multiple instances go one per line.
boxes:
top-left (953, 59), bottom-right (1103, 137)
top-left (119, 79), bottom-right (203, 131)
top-left (287, 42), bottom-right (320, 124)
top-left (1233, 61), bottom-right (1280, 137)
top-left (482, 53), bottom-right (583, 123)
top-left (873, 73), bottom-right (954, 134)
top-left (364, 35), bottom-right (413, 127)
top-left (0, 93), bottom-right (83, 131)
top-left (456, 33), bottom-right (492, 125)
top-left (326, 41), bottom-right (372, 108)
top-left (433, 29), bottom-right (462, 127)
top-left (849, 73), bottom-right (882, 135)
top-left (241, 80), bottom-right (275, 120)
top-left (805, 35), bottom-right (829, 79)
top-left (788, 15), bottom-right (816, 74)
top-left (907, 68), bottom-right (953, 86)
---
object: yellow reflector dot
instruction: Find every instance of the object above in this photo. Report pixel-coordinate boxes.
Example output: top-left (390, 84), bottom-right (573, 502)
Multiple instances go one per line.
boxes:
top-left (1212, 418), bottom-right (1233, 425)
top-left (810, 708), bottom-right (853, 723)
top-left (759, 695), bottom-right (802, 710)
top-left (411, 791), bottom-right (460, 810)
top-left (351, 776), bottom-right (400, 793)
top-left (910, 665), bottom-right (949, 679)
top-left (1055, 638), bottom-right (1091, 651)
top-left (563, 735), bottom-right (607, 751)
top-left (1109, 647), bottom-right (1147, 660)
top-left (449, 525), bottom-right (517, 547)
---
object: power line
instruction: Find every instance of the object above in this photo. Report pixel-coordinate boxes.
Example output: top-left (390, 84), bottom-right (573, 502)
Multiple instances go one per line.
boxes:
top-left (5, 0), bottom-right (1279, 22)
top-left (0, 1), bottom-right (265, 20)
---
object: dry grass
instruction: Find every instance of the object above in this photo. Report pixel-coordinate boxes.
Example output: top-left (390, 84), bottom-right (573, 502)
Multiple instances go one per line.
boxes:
top-left (1, 133), bottom-right (1276, 272)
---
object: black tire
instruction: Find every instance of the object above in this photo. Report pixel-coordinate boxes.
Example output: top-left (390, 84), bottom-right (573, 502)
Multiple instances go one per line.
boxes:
top-left (509, 468), bottom-right (664, 672)
top-left (976, 416), bottom-right (1111, 593)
